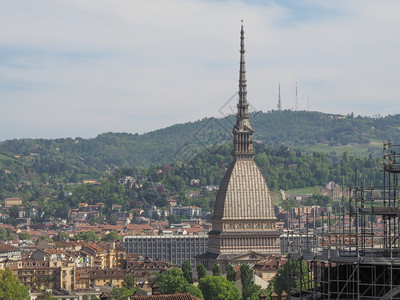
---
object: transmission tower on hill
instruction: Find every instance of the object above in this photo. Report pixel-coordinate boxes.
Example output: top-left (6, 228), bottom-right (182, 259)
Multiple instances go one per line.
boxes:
top-left (277, 82), bottom-right (282, 111)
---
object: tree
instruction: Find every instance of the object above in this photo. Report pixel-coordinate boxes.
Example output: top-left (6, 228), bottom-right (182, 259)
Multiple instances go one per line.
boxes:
top-left (240, 264), bottom-right (261, 300)
top-left (227, 264), bottom-right (236, 282)
top-left (182, 261), bottom-right (193, 284)
top-left (212, 263), bottom-right (221, 276)
top-left (155, 268), bottom-right (188, 295)
top-left (242, 284), bottom-right (262, 300)
top-left (55, 231), bottom-right (70, 242)
top-left (57, 190), bottom-right (65, 201)
top-left (101, 231), bottom-right (121, 242)
top-left (196, 264), bottom-right (207, 280)
top-left (55, 202), bottom-right (70, 219)
top-left (270, 258), bottom-right (308, 297)
top-left (0, 267), bottom-right (30, 300)
top-left (155, 268), bottom-right (203, 299)
top-left (240, 264), bottom-right (253, 291)
top-left (167, 214), bottom-right (182, 226)
top-left (108, 272), bottom-right (140, 299)
top-left (75, 230), bottom-right (99, 242)
top-left (181, 284), bottom-right (204, 300)
top-left (108, 286), bottom-right (135, 300)
top-left (19, 233), bottom-right (31, 240)
top-left (0, 227), bottom-right (12, 241)
top-left (198, 276), bottom-right (240, 300)
top-left (9, 205), bottom-right (19, 219)
top-left (122, 274), bottom-right (136, 289)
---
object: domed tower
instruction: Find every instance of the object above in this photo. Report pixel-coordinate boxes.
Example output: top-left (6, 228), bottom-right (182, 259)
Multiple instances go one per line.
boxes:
top-left (197, 23), bottom-right (280, 270)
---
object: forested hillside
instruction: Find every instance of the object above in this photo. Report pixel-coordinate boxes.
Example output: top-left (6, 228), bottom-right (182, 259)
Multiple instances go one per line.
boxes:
top-left (0, 110), bottom-right (395, 220)
top-left (1, 111), bottom-right (399, 170)
top-left (0, 137), bottom-right (384, 222)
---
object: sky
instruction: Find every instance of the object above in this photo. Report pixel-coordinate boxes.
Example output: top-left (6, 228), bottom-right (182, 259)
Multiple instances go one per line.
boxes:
top-left (1, 0), bottom-right (400, 141)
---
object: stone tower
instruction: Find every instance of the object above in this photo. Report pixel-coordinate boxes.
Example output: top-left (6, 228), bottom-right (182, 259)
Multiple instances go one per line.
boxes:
top-left (197, 23), bottom-right (280, 270)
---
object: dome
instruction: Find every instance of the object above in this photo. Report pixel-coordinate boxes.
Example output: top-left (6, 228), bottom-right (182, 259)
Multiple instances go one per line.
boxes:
top-left (213, 159), bottom-right (275, 220)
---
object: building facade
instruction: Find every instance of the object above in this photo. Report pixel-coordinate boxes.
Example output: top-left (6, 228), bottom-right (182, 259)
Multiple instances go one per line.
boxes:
top-left (122, 235), bottom-right (208, 266)
top-left (3, 197), bottom-right (23, 207)
top-left (280, 232), bottom-right (320, 254)
top-left (0, 244), bottom-right (21, 262)
top-left (197, 23), bottom-right (280, 271)
top-left (170, 206), bottom-right (202, 218)
top-left (13, 260), bottom-right (75, 292)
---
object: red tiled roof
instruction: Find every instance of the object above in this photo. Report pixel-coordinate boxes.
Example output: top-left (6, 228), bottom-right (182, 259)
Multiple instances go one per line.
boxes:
top-left (129, 293), bottom-right (201, 300)
top-left (0, 243), bottom-right (19, 252)
top-left (253, 255), bottom-right (287, 271)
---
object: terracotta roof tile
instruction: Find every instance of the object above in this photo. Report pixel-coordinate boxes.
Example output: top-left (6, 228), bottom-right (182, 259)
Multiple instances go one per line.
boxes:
top-left (129, 293), bottom-right (201, 300)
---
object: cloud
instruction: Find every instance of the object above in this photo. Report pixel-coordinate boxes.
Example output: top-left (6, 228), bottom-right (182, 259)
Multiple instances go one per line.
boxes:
top-left (0, 0), bottom-right (400, 140)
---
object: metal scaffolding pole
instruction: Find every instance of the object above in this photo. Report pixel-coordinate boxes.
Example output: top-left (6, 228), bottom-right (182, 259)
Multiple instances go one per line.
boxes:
top-left (288, 141), bottom-right (400, 300)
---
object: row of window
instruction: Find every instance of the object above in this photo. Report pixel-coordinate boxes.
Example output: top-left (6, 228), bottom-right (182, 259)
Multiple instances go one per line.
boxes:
top-left (123, 237), bottom-right (208, 242)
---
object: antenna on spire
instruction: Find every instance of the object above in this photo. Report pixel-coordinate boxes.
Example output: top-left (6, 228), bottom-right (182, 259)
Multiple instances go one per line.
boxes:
top-left (295, 82), bottom-right (298, 111)
top-left (277, 82), bottom-right (282, 111)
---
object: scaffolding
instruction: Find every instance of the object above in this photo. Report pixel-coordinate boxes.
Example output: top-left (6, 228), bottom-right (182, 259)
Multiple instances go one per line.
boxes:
top-left (287, 140), bottom-right (400, 299)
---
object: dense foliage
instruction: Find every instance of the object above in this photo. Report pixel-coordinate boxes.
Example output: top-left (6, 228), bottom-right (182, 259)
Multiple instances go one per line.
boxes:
top-left (227, 264), bottom-right (236, 282)
top-left (254, 145), bottom-right (382, 190)
top-left (212, 263), bottom-right (221, 276)
top-left (0, 227), bottom-right (12, 241)
top-left (1, 111), bottom-right (398, 171)
top-left (101, 231), bottom-right (121, 242)
top-left (267, 258), bottom-right (309, 299)
top-left (0, 111), bottom-right (392, 221)
top-left (251, 111), bottom-right (398, 147)
top-left (155, 268), bottom-right (204, 299)
top-left (182, 261), bottom-right (193, 284)
top-left (74, 230), bottom-right (100, 242)
top-left (0, 268), bottom-right (30, 300)
top-left (196, 264), bottom-right (207, 280)
top-left (0, 138), bottom-right (385, 223)
top-left (198, 276), bottom-right (240, 300)
top-left (240, 264), bottom-right (262, 300)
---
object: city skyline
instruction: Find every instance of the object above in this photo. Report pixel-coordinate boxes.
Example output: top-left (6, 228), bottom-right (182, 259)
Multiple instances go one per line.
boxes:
top-left (1, 0), bottom-right (400, 140)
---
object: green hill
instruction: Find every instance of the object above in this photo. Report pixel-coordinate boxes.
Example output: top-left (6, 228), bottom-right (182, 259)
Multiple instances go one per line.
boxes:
top-left (1, 111), bottom-right (398, 170)
top-left (0, 109), bottom-right (391, 218)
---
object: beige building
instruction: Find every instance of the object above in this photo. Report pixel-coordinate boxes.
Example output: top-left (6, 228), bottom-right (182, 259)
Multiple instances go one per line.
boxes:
top-left (80, 242), bottom-right (122, 269)
top-left (252, 255), bottom-right (287, 282)
top-left (320, 181), bottom-right (350, 201)
top-left (0, 243), bottom-right (21, 263)
top-left (197, 24), bottom-right (280, 271)
top-left (75, 268), bottom-right (126, 289)
top-left (13, 260), bottom-right (75, 292)
top-left (4, 197), bottom-right (23, 207)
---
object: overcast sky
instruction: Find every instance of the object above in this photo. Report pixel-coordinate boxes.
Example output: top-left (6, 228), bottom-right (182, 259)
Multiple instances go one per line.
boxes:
top-left (1, 0), bottom-right (400, 141)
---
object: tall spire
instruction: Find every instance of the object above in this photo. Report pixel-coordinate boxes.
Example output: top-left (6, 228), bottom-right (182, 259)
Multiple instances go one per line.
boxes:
top-left (233, 21), bottom-right (254, 160)
top-left (200, 21), bottom-right (280, 270)
top-left (238, 21), bottom-right (247, 107)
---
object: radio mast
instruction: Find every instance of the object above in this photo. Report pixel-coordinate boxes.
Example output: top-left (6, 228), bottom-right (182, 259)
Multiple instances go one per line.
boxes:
top-left (277, 83), bottom-right (282, 111)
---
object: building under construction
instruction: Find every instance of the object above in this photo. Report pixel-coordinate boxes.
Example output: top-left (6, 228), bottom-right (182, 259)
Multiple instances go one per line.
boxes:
top-left (287, 141), bottom-right (400, 299)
